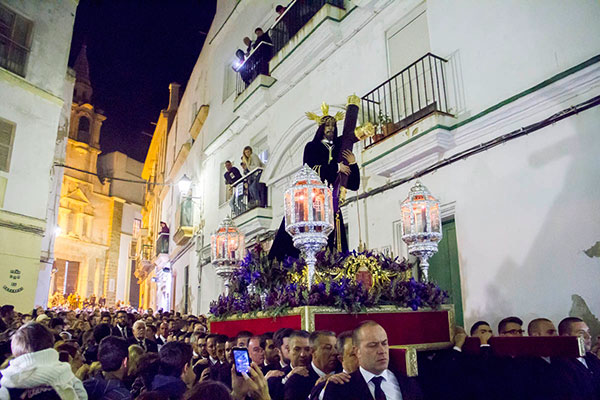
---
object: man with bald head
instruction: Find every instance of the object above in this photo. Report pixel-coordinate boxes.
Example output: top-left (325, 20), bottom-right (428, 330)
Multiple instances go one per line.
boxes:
top-left (323, 321), bottom-right (422, 399)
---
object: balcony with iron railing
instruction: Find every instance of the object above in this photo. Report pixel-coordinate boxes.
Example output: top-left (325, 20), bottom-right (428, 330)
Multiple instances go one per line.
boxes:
top-left (361, 53), bottom-right (452, 148)
top-left (229, 168), bottom-right (268, 218)
top-left (155, 232), bottom-right (169, 256)
top-left (173, 197), bottom-right (195, 245)
top-left (228, 168), bottom-right (272, 239)
top-left (360, 53), bottom-right (456, 178)
top-left (234, 0), bottom-right (346, 111)
top-left (235, 41), bottom-right (274, 97)
top-left (270, 0), bottom-right (345, 56)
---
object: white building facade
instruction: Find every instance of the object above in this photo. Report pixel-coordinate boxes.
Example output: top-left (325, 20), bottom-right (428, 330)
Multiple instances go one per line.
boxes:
top-left (148, 0), bottom-right (600, 331)
top-left (0, 0), bottom-right (78, 311)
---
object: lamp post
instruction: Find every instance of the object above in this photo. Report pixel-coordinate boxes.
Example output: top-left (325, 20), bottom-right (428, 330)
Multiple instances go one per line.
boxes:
top-left (177, 174), bottom-right (192, 194)
top-left (284, 164), bottom-right (334, 287)
top-left (211, 216), bottom-right (245, 295)
top-left (400, 180), bottom-right (442, 282)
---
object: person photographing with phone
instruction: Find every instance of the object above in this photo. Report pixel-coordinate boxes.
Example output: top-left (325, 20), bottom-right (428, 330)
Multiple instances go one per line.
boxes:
top-left (231, 347), bottom-right (271, 400)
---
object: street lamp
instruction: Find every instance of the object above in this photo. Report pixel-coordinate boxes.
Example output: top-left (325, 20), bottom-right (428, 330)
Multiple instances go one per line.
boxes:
top-left (178, 174), bottom-right (192, 193)
top-left (284, 164), bottom-right (334, 287)
top-left (400, 180), bottom-right (442, 282)
top-left (210, 216), bottom-right (245, 295)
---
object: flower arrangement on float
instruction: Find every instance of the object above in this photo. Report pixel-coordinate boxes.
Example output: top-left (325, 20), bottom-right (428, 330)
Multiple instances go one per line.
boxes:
top-left (209, 243), bottom-right (448, 320)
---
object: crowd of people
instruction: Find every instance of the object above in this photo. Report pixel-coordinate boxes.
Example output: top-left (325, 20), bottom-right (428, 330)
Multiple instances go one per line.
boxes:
top-left (0, 303), bottom-right (599, 399)
top-left (224, 146), bottom-right (266, 215)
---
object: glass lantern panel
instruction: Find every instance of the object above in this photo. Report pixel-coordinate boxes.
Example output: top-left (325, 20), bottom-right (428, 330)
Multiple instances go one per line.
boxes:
top-left (413, 202), bottom-right (428, 233)
top-left (284, 192), bottom-right (292, 224)
top-left (401, 205), bottom-right (412, 235)
top-left (311, 188), bottom-right (325, 223)
top-left (430, 204), bottom-right (441, 233)
top-left (217, 236), bottom-right (226, 259)
top-left (227, 234), bottom-right (238, 259)
top-left (294, 188), bottom-right (309, 223)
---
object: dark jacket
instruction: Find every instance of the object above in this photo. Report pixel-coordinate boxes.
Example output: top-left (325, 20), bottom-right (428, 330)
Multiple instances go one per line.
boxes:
top-left (150, 374), bottom-right (187, 400)
top-left (284, 364), bottom-right (320, 400)
top-left (84, 376), bottom-right (132, 400)
top-left (127, 337), bottom-right (158, 353)
top-left (552, 353), bottom-right (600, 399)
top-left (224, 167), bottom-right (242, 185)
top-left (323, 369), bottom-right (422, 400)
top-left (112, 325), bottom-right (133, 339)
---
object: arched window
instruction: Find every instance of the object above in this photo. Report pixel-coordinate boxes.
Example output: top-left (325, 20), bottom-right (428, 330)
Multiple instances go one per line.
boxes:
top-left (77, 116), bottom-right (91, 144)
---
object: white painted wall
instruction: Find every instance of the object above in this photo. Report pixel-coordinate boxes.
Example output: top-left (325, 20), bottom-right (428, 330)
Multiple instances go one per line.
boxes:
top-left (0, 0), bottom-right (77, 310)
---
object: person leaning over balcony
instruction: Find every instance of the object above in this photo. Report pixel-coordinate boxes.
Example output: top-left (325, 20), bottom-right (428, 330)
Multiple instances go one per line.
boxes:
top-left (224, 160), bottom-right (243, 214)
top-left (0, 322), bottom-right (88, 399)
top-left (232, 50), bottom-right (251, 87)
top-left (241, 146), bottom-right (265, 207)
top-left (160, 221), bottom-right (170, 234)
top-left (242, 37), bottom-right (253, 56)
top-left (253, 28), bottom-right (272, 75)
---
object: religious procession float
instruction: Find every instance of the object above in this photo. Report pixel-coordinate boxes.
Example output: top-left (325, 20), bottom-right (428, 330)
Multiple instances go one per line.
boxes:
top-left (207, 97), bottom-right (456, 375)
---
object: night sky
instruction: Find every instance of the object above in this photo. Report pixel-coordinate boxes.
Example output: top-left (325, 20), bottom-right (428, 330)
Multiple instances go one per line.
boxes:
top-left (69, 0), bottom-right (217, 162)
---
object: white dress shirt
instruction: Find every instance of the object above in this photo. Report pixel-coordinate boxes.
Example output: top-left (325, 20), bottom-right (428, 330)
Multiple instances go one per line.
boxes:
top-left (311, 361), bottom-right (327, 378)
top-left (359, 367), bottom-right (403, 400)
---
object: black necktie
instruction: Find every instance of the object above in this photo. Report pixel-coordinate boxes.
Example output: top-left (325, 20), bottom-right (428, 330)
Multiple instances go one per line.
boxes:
top-left (371, 376), bottom-right (386, 400)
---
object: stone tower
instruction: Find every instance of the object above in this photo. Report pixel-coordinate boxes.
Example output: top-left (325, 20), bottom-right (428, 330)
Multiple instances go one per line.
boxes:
top-left (52, 44), bottom-right (124, 308)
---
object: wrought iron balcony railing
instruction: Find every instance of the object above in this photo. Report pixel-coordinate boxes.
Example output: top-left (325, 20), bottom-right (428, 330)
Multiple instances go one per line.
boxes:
top-left (229, 168), bottom-right (268, 218)
top-left (235, 41), bottom-right (274, 96)
top-left (270, 0), bottom-right (345, 55)
top-left (155, 232), bottom-right (169, 256)
top-left (361, 53), bottom-right (451, 148)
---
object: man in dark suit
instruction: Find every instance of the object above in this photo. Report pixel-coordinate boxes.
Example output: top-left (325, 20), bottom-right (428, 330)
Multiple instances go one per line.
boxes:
top-left (554, 317), bottom-right (600, 398)
top-left (267, 330), bottom-right (313, 400)
top-left (310, 330), bottom-right (358, 400)
top-left (262, 332), bottom-right (283, 374)
top-left (112, 310), bottom-right (133, 339)
top-left (128, 320), bottom-right (158, 353)
top-left (323, 321), bottom-right (422, 400)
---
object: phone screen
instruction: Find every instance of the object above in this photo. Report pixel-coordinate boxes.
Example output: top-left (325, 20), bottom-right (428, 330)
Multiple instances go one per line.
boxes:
top-left (233, 347), bottom-right (251, 375)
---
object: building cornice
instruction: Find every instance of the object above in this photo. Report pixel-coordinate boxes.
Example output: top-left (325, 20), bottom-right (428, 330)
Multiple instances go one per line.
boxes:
top-left (0, 68), bottom-right (64, 106)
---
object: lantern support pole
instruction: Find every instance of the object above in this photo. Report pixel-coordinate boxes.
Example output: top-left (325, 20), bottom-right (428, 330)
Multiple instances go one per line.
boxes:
top-left (419, 257), bottom-right (430, 283)
top-left (305, 248), bottom-right (317, 288)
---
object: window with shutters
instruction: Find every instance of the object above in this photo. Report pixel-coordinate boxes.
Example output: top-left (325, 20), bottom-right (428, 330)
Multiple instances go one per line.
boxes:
top-left (0, 4), bottom-right (33, 77)
top-left (0, 118), bottom-right (15, 172)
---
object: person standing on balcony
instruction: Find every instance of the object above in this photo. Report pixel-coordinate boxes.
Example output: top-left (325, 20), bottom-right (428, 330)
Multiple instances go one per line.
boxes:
top-left (224, 160), bottom-right (242, 215)
top-left (253, 27), bottom-right (272, 76)
top-left (243, 37), bottom-right (253, 56)
top-left (269, 97), bottom-right (361, 261)
top-left (242, 146), bottom-right (265, 208)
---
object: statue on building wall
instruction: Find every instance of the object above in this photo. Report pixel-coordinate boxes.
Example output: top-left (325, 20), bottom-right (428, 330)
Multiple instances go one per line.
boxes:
top-left (269, 95), bottom-right (367, 260)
